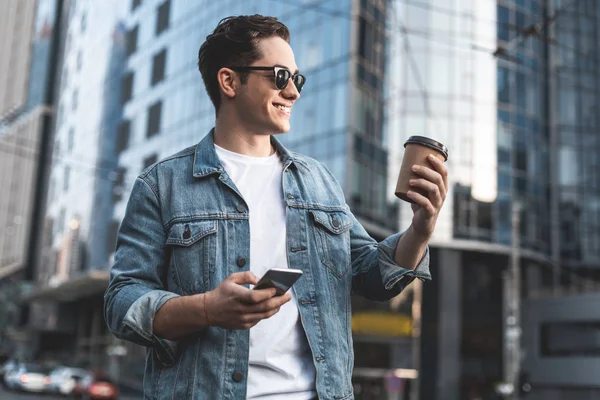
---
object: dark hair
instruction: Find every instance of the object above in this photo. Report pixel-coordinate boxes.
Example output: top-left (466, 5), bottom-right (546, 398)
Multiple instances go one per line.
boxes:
top-left (198, 15), bottom-right (290, 112)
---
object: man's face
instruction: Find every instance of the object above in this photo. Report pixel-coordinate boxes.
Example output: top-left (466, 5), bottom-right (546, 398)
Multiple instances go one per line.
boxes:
top-left (233, 36), bottom-right (301, 135)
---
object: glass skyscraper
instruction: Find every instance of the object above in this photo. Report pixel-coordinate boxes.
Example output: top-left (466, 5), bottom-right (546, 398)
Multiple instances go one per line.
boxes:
top-left (386, 1), bottom-right (600, 398)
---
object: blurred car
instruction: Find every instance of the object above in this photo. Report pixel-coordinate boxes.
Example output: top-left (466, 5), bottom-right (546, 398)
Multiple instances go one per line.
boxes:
top-left (47, 366), bottom-right (93, 395)
top-left (0, 359), bottom-right (18, 386)
top-left (72, 373), bottom-right (119, 400)
top-left (3, 362), bottom-right (52, 393)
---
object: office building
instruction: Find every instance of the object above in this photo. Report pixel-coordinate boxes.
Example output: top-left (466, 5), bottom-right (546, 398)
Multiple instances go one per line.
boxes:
top-left (386, 1), bottom-right (600, 399)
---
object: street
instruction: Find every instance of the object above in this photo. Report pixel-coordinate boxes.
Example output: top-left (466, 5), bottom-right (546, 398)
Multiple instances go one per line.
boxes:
top-left (0, 385), bottom-right (64, 399)
top-left (0, 385), bottom-right (140, 399)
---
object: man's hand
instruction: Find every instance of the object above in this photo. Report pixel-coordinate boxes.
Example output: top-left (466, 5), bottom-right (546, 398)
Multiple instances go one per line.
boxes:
top-left (204, 271), bottom-right (292, 330)
top-left (407, 154), bottom-right (449, 240)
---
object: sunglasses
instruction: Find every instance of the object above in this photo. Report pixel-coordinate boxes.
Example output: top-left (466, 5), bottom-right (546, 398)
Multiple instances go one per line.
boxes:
top-left (230, 66), bottom-right (306, 93)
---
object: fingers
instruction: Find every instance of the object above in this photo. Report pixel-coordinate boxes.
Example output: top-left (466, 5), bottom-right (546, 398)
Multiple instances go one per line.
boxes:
top-left (242, 287), bottom-right (278, 304)
top-left (243, 293), bottom-right (292, 313)
top-left (411, 159), bottom-right (448, 205)
top-left (228, 271), bottom-right (258, 285)
top-left (426, 154), bottom-right (449, 192)
top-left (236, 293), bottom-right (292, 329)
top-left (239, 307), bottom-right (282, 329)
top-left (407, 190), bottom-right (436, 215)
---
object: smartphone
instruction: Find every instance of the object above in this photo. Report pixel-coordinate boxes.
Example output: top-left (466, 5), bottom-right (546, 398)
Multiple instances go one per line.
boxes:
top-left (253, 268), bottom-right (303, 296)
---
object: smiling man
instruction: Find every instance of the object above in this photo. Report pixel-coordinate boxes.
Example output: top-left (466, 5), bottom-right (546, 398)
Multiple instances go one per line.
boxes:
top-left (104, 14), bottom-right (448, 400)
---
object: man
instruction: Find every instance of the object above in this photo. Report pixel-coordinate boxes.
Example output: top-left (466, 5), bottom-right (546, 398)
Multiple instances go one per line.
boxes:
top-left (104, 14), bottom-right (448, 400)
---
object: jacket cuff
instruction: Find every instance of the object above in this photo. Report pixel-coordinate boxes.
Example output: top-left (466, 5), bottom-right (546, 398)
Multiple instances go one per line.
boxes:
top-left (123, 290), bottom-right (181, 366)
top-left (378, 231), bottom-right (432, 290)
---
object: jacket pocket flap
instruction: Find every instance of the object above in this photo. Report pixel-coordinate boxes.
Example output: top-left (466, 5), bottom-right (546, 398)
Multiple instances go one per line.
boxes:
top-left (165, 220), bottom-right (217, 246)
top-left (310, 209), bottom-right (353, 235)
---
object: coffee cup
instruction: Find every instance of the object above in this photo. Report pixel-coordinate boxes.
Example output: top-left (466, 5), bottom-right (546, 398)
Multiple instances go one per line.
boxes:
top-left (395, 136), bottom-right (448, 203)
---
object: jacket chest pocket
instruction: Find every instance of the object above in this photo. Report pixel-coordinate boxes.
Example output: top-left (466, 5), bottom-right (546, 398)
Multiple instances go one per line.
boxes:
top-left (165, 220), bottom-right (218, 294)
top-left (310, 209), bottom-right (353, 279)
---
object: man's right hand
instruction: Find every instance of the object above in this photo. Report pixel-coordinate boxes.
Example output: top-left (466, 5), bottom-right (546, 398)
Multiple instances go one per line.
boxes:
top-left (204, 271), bottom-right (292, 330)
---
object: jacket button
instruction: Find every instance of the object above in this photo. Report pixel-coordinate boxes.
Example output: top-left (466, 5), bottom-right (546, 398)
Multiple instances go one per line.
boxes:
top-left (286, 193), bottom-right (295, 199)
top-left (237, 258), bottom-right (246, 267)
top-left (183, 224), bottom-right (191, 239)
top-left (236, 204), bottom-right (246, 213)
top-left (332, 218), bottom-right (340, 228)
top-left (232, 371), bottom-right (244, 382)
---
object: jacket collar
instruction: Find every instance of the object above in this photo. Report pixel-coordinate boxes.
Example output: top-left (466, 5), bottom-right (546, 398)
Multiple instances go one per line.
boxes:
top-left (192, 128), bottom-right (297, 178)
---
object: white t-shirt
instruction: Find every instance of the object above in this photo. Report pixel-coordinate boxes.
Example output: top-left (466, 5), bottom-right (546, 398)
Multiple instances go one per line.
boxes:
top-left (214, 144), bottom-right (317, 400)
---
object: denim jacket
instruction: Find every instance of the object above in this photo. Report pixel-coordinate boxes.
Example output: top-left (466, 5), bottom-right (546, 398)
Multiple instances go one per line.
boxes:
top-left (104, 130), bottom-right (431, 400)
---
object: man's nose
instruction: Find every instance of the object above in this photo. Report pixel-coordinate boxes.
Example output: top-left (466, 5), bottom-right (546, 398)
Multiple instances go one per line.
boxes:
top-left (282, 79), bottom-right (300, 100)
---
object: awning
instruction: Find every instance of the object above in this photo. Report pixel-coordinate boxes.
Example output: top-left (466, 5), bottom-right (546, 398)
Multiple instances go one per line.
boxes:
top-left (20, 270), bottom-right (109, 303)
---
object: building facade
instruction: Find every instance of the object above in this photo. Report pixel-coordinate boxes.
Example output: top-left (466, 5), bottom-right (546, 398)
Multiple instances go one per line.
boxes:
top-left (386, 0), bottom-right (600, 399)
top-left (0, 0), bottom-right (64, 358)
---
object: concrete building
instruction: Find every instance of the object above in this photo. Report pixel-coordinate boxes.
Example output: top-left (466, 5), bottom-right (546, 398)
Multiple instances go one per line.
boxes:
top-left (0, 0), bottom-right (64, 358)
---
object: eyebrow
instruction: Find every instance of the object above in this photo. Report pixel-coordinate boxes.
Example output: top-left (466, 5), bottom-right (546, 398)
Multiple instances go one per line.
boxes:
top-left (274, 64), bottom-right (299, 74)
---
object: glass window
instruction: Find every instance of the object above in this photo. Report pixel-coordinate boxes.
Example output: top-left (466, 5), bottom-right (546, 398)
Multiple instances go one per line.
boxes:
top-left (151, 48), bottom-right (167, 86)
top-left (156, 0), bottom-right (170, 36)
top-left (63, 166), bottom-right (70, 192)
top-left (516, 71), bottom-right (526, 110)
top-left (76, 50), bottom-right (83, 71)
top-left (558, 146), bottom-right (579, 185)
top-left (72, 89), bottom-right (78, 111)
top-left (541, 322), bottom-right (600, 357)
top-left (147, 101), bottom-right (163, 138)
top-left (117, 120), bottom-right (130, 153)
top-left (143, 154), bottom-right (158, 170)
top-left (558, 88), bottom-right (578, 125)
top-left (67, 128), bottom-right (74, 152)
top-left (497, 66), bottom-right (511, 104)
top-left (121, 72), bottom-right (134, 105)
top-left (126, 25), bottom-right (138, 56)
top-left (80, 11), bottom-right (87, 33)
top-left (497, 5), bottom-right (509, 41)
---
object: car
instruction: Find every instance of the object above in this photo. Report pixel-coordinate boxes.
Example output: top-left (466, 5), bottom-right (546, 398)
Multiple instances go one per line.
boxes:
top-left (72, 373), bottom-right (119, 400)
top-left (3, 362), bottom-right (53, 393)
top-left (47, 366), bottom-right (93, 395)
top-left (0, 359), bottom-right (18, 387)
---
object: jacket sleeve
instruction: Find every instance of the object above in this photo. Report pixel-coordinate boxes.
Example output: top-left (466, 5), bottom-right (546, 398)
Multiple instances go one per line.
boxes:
top-left (348, 208), bottom-right (431, 301)
top-left (103, 176), bottom-right (180, 366)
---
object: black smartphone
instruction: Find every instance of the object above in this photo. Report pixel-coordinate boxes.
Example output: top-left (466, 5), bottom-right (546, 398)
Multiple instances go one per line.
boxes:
top-left (253, 268), bottom-right (303, 296)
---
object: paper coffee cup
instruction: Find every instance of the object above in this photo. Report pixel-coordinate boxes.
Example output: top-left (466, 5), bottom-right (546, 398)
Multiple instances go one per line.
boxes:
top-left (395, 136), bottom-right (449, 204)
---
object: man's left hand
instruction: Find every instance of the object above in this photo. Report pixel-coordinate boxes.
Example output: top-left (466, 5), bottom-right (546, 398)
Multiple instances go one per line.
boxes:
top-left (407, 154), bottom-right (449, 240)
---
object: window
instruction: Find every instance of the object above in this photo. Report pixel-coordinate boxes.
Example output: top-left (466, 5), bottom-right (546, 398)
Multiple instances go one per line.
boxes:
top-left (67, 128), bottom-right (74, 152)
top-left (131, 0), bottom-right (141, 11)
top-left (151, 48), bottom-right (167, 86)
top-left (146, 101), bottom-right (162, 137)
top-left (72, 89), bottom-right (78, 111)
top-left (106, 220), bottom-right (121, 254)
top-left (116, 120), bottom-right (130, 153)
top-left (541, 322), bottom-right (600, 356)
top-left (121, 72), bottom-right (134, 105)
top-left (126, 25), bottom-right (138, 55)
top-left (58, 208), bottom-right (65, 234)
top-left (497, 67), bottom-right (511, 104)
top-left (80, 11), bottom-right (87, 33)
top-left (156, 0), bottom-right (170, 36)
top-left (76, 50), bottom-right (83, 71)
top-left (143, 154), bottom-right (158, 170)
top-left (112, 167), bottom-right (127, 203)
top-left (63, 166), bottom-right (70, 192)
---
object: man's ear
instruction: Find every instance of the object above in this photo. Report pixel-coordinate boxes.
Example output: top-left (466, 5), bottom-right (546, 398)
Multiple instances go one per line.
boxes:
top-left (217, 67), bottom-right (238, 99)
